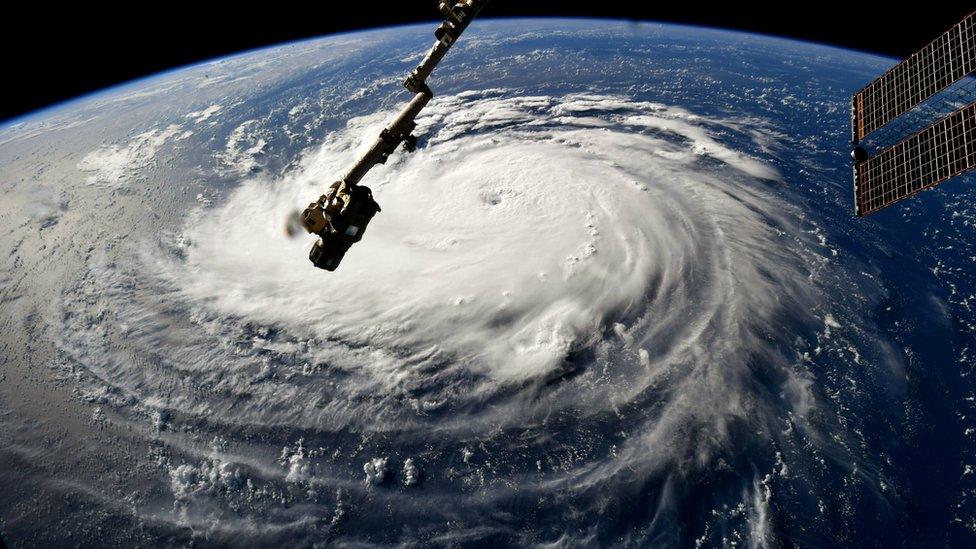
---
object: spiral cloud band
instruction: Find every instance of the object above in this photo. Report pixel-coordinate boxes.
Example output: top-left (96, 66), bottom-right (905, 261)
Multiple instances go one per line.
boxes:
top-left (54, 89), bottom-right (863, 544)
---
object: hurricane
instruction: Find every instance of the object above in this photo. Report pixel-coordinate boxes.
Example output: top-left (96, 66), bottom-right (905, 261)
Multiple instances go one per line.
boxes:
top-left (4, 19), bottom-right (976, 548)
top-left (45, 89), bottom-right (884, 545)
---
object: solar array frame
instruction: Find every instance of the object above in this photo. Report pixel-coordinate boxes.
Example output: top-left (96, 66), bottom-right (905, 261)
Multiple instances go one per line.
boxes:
top-left (852, 12), bottom-right (976, 143)
top-left (855, 101), bottom-right (976, 216)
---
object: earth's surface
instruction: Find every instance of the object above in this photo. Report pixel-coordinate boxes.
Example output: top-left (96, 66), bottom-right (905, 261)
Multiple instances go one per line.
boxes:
top-left (2, 18), bottom-right (976, 547)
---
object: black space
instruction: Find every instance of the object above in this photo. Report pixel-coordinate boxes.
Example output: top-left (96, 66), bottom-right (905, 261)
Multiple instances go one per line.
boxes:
top-left (3, 2), bottom-right (973, 122)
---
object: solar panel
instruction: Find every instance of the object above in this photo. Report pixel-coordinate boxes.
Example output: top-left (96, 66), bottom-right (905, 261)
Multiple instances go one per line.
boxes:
top-left (851, 12), bottom-right (976, 216)
top-left (854, 100), bottom-right (976, 216)
top-left (852, 12), bottom-right (976, 142)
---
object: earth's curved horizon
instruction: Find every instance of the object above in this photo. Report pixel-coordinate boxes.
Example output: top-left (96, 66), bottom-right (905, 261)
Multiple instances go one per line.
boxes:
top-left (2, 18), bottom-right (976, 547)
top-left (2, 19), bottom-right (900, 130)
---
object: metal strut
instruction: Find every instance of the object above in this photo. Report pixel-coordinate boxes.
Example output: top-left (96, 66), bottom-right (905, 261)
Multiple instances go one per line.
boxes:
top-left (345, 0), bottom-right (491, 184)
top-left (299, 0), bottom-right (490, 270)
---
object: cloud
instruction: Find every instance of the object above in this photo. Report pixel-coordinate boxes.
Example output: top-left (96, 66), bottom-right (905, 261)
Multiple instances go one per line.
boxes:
top-left (77, 124), bottom-right (186, 186)
top-left (186, 104), bottom-right (222, 123)
top-left (58, 90), bottom-right (882, 544)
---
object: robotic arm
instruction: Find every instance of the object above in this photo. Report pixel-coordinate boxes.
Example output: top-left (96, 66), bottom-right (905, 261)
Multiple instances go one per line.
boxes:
top-left (298, 0), bottom-right (491, 271)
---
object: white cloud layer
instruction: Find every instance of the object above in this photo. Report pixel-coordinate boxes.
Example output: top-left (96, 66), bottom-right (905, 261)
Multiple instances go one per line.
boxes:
top-left (77, 124), bottom-right (186, 186)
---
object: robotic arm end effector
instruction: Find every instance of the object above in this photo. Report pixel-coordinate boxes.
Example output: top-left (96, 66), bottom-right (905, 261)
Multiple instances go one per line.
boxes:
top-left (298, 182), bottom-right (382, 271)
